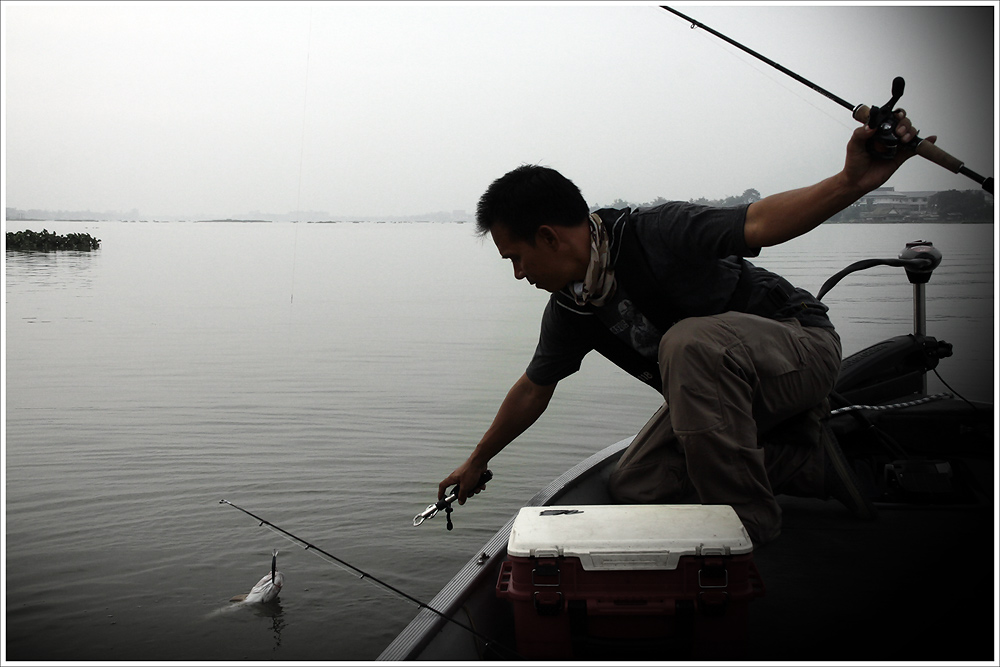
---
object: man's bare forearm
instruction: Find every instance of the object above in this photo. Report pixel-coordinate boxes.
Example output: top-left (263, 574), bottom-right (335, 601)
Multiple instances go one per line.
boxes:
top-left (743, 172), bottom-right (865, 248)
top-left (469, 372), bottom-right (555, 465)
top-left (743, 116), bottom-right (921, 249)
top-left (440, 372), bottom-right (555, 502)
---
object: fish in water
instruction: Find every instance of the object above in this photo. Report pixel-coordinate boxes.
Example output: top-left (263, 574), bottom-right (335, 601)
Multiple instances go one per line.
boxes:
top-left (231, 549), bottom-right (284, 604)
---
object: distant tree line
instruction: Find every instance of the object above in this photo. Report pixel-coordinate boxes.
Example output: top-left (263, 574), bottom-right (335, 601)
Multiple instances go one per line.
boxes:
top-left (6, 206), bottom-right (139, 221)
top-left (927, 190), bottom-right (993, 219)
top-left (828, 188), bottom-right (993, 223)
top-left (595, 188), bottom-right (992, 223)
top-left (593, 189), bottom-right (764, 211)
top-left (6, 228), bottom-right (102, 251)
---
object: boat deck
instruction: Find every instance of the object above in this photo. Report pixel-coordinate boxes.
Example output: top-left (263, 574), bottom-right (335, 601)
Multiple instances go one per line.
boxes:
top-left (380, 402), bottom-right (996, 662)
top-left (747, 497), bottom-right (994, 661)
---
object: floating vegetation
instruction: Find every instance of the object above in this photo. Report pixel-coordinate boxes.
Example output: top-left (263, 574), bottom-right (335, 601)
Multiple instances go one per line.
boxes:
top-left (5, 228), bottom-right (102, 251)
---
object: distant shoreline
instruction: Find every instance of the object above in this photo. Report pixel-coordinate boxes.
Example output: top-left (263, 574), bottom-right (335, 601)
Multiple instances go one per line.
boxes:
top-left (4, 218), bottom-right (992, 225)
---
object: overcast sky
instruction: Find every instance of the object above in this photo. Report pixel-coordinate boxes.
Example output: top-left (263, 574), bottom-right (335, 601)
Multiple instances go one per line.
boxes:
top-left (3, 2), bottom-right (996, 219)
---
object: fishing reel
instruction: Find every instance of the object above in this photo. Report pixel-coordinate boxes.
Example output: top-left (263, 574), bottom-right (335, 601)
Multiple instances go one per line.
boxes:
top-left (863, 76), bottom-right (907, 159)
top-left (855, 77), bottom-right (993, 193)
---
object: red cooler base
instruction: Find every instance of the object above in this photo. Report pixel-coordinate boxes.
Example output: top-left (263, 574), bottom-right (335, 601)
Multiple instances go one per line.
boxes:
top-left (495, 505), bottom-right (765, 660)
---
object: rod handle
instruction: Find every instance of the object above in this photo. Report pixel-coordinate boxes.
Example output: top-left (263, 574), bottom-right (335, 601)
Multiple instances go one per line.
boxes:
top-left (913, 140), bottom-right (964, 174)
top-left (853, 104), bottom-right (965, 173)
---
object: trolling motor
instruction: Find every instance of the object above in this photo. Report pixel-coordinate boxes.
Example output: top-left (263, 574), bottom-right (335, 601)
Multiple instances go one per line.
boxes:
top-left (816, 242), bottom-right (990, 505)
top-left (413, 470), bottom-right (493, 530)
top-left (820, 240), bottom-right (952, 403)
top-left (897, 240), bottom-right (942, 340)
top-left (819, 240), bottom-right (944, 351)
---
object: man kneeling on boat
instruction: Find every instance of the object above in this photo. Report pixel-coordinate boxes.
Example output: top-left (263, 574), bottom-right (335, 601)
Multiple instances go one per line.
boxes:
top-left (439, 113), bottom-right (926, 545)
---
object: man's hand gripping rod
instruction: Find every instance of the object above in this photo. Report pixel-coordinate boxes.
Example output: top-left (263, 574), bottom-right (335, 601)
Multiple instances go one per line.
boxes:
top-left (851, 77), bottom-right (993, 194)
top-left (413, 470), bottom-right (493, 529)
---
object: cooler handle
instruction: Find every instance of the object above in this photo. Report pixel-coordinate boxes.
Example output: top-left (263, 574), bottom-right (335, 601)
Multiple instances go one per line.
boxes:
top-left (534, 591), bottom-right (564, 616)
top-left (587, 598), bottom-right (678, 616)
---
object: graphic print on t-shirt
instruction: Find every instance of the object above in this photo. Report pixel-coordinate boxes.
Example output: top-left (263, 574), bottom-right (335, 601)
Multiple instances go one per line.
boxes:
top-left (597, 286), bottom-right (663, 363)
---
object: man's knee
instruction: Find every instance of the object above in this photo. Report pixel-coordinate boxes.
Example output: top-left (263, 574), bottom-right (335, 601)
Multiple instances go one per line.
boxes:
top-left (658, 315), bottom-right (760, 433)
top-left (659, 316), bottom-right (731, 369)
top-left (658, 316), bottom-right (754, 388)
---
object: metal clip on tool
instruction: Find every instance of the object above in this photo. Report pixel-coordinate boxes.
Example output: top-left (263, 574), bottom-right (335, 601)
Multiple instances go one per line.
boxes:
top-left (413, 470), bottom-right (493, 530)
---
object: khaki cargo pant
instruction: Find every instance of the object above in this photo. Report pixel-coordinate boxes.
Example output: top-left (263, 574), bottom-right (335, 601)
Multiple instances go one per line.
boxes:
top-left (608, 312), bottom-right (842, 545)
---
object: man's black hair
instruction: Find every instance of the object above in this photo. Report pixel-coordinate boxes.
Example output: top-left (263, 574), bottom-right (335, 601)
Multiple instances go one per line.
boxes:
top-left (475, 165), bottom-right (589, 243)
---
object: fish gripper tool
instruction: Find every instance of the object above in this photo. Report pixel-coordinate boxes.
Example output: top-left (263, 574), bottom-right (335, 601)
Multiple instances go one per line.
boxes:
top-left (413, 470), bottom-right (493, 530)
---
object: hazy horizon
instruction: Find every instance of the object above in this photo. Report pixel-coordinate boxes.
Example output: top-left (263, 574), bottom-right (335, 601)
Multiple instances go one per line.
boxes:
top-left (3, 3), bottom-right (997, 221)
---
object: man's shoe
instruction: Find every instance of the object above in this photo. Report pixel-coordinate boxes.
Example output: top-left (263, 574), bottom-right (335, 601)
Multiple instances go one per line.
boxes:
top-left (821, 422), bottom-right (877, 520)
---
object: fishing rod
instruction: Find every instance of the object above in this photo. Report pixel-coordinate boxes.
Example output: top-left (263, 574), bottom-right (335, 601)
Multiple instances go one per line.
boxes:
top-left (219, 498), bottom-right (519, 659)
top-left (660, 6), bottom-right (994, 195)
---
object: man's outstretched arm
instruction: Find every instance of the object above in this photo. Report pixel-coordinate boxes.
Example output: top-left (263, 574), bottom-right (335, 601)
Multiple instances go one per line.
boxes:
top-left (439, 372), bottom-right (556, 504)
top-left (744, 112), bottom-right (930, 249)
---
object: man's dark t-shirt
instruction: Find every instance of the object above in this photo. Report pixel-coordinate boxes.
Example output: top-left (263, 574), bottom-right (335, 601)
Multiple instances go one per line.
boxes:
top-left (525, 202), bottom-right (832, 388)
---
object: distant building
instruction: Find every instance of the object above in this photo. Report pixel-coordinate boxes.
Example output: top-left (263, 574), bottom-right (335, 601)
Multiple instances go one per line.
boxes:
top-left (855, 187), bottom-right (935, 221)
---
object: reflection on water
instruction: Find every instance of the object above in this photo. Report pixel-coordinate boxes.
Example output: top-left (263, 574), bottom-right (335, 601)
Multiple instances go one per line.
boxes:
top-left (259, 602), bottom-right (286, 652)
top-left (204, 599), bottom-right (285, 655)
top-left (237, 600), bottom-right (286, 652)
top-left (5, 248), bottom-right (100, 290)
top-left (6, 249), bottom-right (101, 331)
top-left (4, 221), bottom-right (994, 661)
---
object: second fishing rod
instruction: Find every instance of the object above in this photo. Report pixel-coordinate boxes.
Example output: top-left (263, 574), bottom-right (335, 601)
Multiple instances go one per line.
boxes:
top-left (219, 470), bottom-right (518, 659)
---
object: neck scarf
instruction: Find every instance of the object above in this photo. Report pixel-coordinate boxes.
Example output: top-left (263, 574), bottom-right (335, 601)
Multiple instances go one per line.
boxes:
top-left (570, 213), bottom-right (616, 307)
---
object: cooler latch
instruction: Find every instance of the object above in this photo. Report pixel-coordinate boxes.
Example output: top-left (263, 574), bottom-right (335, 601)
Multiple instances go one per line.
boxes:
top-left (697, 559), bottom-right (729, 589)
top-left (532, 559), bottom-right (564, 615)
top-left (698, 557), bottom-right (729, 616)
top-left (532, 560), bottom-right (561, 587)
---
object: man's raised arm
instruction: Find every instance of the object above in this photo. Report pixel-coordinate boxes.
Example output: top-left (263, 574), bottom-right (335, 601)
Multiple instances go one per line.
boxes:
top-left (744, 112), bottom-right (930, 249)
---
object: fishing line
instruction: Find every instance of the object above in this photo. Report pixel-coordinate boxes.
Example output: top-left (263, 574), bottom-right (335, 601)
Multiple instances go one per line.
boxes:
top-left (289, 9), bottom-right (314, 306)
top-left (666, 10), bottom-right (851, 131)
top-left (707, 36), bottom-right (850, 130)
top-left (659, 6), bottom-right (855, 113)
top-left (219, 499), bottom-right (521, 659)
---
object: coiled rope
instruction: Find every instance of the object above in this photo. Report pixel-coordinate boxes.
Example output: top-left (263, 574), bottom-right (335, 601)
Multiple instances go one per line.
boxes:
top-left (829, 392), bottom-right (953, 417)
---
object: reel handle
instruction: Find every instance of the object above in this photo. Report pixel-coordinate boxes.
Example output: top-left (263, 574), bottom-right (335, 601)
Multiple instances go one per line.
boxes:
top-left (856, 76), bottom-right (906, 158)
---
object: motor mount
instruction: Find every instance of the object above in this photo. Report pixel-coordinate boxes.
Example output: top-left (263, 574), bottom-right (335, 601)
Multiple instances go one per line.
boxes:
top-left (898, 240), bottom-right (941, 284)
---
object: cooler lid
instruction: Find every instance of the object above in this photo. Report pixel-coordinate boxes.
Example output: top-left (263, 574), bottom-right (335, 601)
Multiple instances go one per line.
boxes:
top-left (506, 505), bottom-right (753, 571)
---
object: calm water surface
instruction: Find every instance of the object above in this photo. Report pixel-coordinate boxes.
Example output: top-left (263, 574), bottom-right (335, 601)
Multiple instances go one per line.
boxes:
top-left (4, 220), bottom-right (994, 660)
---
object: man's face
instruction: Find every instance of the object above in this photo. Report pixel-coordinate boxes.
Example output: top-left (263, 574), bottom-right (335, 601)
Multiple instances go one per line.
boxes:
top-left (491, 223), bottom-right (579, 293)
